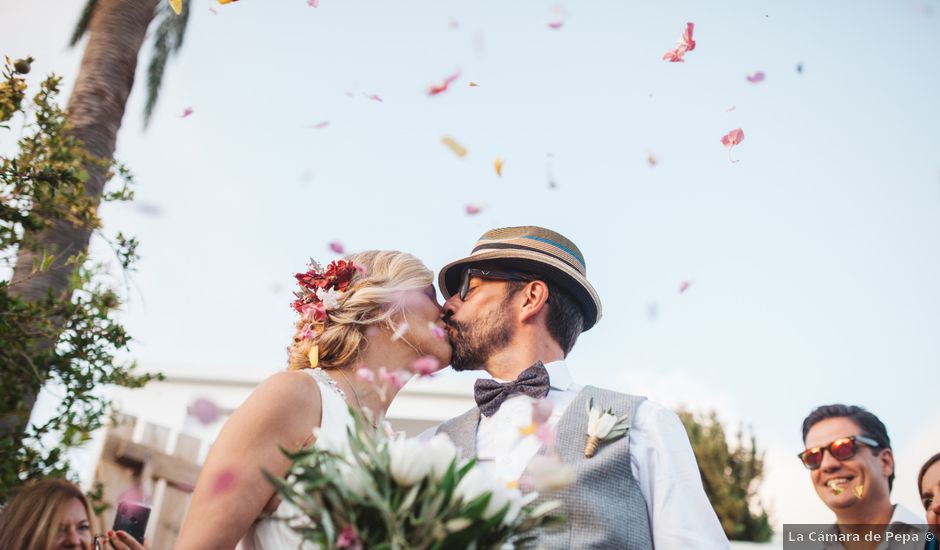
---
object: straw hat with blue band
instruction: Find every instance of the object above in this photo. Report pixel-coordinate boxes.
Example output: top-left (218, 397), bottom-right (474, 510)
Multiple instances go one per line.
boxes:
top-left (438, 226), bottom-right (602, 330)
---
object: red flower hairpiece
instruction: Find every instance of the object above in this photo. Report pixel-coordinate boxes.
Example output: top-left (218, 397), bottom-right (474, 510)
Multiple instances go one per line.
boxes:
top-left (291, 259), bottom-right (362, 317)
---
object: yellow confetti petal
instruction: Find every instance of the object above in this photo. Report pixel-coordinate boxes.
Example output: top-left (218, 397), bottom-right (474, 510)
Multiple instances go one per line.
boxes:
top-left (854, 484), bottom-right (864, 499)
top-left (307, 345), bottom-right (319, 368)
top-left (169, 0), bottom-right (183, 15)
top-left (441, 136), bottom-right (467, 158)
top-left (519, 423), bottom-right (537, 437)
top-left (217, 0), bottom-right (238, 4)
top-left (469, 82), bottom-right (479, 87)
top-left (505, 480), bottom-right (519, 489)
top-left (494, 156), bottom-right (504, 177)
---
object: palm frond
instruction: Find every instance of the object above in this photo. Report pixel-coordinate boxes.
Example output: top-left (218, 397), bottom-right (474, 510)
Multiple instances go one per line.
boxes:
top-left (143, 1), bottom-right (191, 128)
top-left (69, 0), bottom-right (99, 47)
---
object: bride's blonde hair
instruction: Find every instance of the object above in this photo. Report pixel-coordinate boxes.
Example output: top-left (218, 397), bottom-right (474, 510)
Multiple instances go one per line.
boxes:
top-left (287, 250), bottom-right (432, 371)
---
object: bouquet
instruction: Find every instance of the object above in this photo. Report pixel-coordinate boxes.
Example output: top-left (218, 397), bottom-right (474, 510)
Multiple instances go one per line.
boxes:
top-left (266, 410), bottom-right (564, 550)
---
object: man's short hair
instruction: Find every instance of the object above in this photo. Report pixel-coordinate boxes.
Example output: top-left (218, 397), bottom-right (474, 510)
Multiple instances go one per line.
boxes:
top-left (801, 404), bottom-right (894, 491)
top-left (505, 277), bottom-right (584, 356)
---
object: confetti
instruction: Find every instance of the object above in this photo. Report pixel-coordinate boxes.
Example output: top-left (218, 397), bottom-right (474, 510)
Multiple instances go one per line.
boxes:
top-left (448, 18), bottom-right (459, 29)
top-left (720, 128), bottom-right (745, 162)
top-left (391, 322), bottom-right (409, 341)
top-left (169, 0), bottom-right (183, 15)
top-left (428, 71), bottom-right (460, 96)
top-left (307, 0), bottom-right (319, 6)
top-left (746, 71), bottom-right (765, 84)
top-left (531, 399), bottom-right (554, 425)
top-left (468, 82), bottom-right (479, 87)
top-left (546, 153), bottom-right (558, 189)
top-left (134, 202), bottom-right (163, 217)
top-left (188, 397), bottom-right (221, 425)
top-left (217, 0), bottom-right (239, 4)
top-left (465, 204), bottom-right (483, 215)
top-left (307, 121), bottom-right (330, 129)
top-left (494, 156), bottom-right (504, 177)
top-left (179, 106), bottom-right (193, 118)
top-left (725, 105), bottom-right (736, 112)
top-left (411, 356), bottom-right (442, 376)
top-left (679, 280), bottom-right (694, 294)
top-left (441, 136), bottom-right (467, 157)
top-left (662, 22), bottom-right (696, 63)
top-left (355, 366), bottom-right (375, 383)
top-left (379, 367), bottom-right (410, 390)
top-left (427, 322), bottom-right (447, 339)
top-left (547, 5), bottom-right (567, 29)
top-left (329, 241), bottom-right (345, 254)
top-left (796, 62), bottom-right (804, 74)
top-left (646, 152), bottom-right (658, 167)
top-left (208, 7), bottom-right (217, 14)
top-left (211, 470), bottom-right (237, 495)
top-left (365, 93), bottom-right (383, 102)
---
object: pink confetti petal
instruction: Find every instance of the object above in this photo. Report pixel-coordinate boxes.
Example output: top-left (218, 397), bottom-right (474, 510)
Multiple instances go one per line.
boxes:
top-left (411, 356), bottom-right (442, 376)
top-left (209, 7), bottom-right (218, 14)
top-left (465, 204), bottom-right (482, 215)
top-left (720, 128), bottom-right (745, 163)
top-left (427, 322), bottom-right (447, 339)
top-left (179, 106), bottom-right (194, 118)
top-left (210, 470), bottom-right (237, 495)
top-left (428, 71), bottom-right (460, 96)
top-left (547, 20), bottom-right (564, 29)
top-left (378, 367), bottom-right (410, 390)
top-left (329, 241), bottom-right (345, 254)
top-left (365, 93), bottom-right (383, 102)
top-left (531, 399), bottom-right (554, 425)
top-left (725, 105), bottom-right (737, 112)
top-left (188, 397), bottom-right (221, 425)
top-left (448, 18), bottom-right (459, 29)
top-left (646, 152), bottom-right (658, 167)
top-left (678, 280), bottom-right (694, 294)
top-left (307, 0), bottom-right (319, 6)
top-left (355, 366), bottom-right (375, 383)
top-left (117, 486), bottom-right (145, 504)
top-left (662, 22), bottom-right (696, 62)
top-left (746, 71), bottom-right (765, 84)
top-left (535, 423), bottom-right (556, 448)
top-left (307, 121), bottom-right (330, 129)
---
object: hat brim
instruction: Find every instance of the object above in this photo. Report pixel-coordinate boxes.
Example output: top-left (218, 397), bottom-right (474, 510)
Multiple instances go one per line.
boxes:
top-left (438, 249), bottom-right (601, 331)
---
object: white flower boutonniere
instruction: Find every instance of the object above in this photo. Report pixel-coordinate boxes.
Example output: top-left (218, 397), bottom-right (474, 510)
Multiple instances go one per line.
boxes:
top-left (584, 398), bottom-right (630, 458)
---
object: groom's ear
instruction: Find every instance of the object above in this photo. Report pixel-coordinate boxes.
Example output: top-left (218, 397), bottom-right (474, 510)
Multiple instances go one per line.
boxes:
top-left (517, 280), bottom-right (550, 323)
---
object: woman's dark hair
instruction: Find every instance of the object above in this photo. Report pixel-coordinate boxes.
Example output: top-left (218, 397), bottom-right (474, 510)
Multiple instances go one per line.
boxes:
top-left (801, 404), bottom-right (894, 491)
top-left (918, 452), bottom-right (940, 503)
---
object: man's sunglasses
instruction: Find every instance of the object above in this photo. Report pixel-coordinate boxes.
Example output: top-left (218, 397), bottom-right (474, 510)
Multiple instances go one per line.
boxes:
top-left (797, 435), bottom-right (881, 470)
top-left (457, 268), bottom-right (541, 301)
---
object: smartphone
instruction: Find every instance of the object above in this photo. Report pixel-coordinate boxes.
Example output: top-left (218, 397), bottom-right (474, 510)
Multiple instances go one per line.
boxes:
top-left (112, 501), bottom-right (150, 544)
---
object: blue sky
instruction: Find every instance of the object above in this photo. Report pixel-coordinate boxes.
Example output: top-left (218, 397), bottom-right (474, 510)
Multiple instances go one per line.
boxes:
top-left (3, 0), bottom-right (939, 528)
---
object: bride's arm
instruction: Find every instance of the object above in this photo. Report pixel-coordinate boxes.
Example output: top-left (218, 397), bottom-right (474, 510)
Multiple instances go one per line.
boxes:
top-left (175, 371), bottom-right (323, 550)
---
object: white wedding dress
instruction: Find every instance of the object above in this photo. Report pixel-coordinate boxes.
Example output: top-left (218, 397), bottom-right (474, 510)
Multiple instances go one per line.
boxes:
top-left (241, 369), bottom-right (354, 550)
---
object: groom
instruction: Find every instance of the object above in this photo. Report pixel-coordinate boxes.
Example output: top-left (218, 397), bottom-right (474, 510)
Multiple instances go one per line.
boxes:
top-left (436, 226), bottom-right (728, 549)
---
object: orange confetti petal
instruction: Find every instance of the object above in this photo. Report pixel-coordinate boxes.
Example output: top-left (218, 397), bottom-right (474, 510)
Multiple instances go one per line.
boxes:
top-left (441, 136), bottom-right (467, 158)
top-left (469, 82), bottom-right (479, 87)
top-left (494, 156), bottom-right (504, 177)
top-left (169, 0), bottom-right (183, 15)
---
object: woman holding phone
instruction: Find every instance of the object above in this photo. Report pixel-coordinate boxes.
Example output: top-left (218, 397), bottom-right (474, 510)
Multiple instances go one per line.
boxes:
top-left (0, 478), bottom-right (146, 550)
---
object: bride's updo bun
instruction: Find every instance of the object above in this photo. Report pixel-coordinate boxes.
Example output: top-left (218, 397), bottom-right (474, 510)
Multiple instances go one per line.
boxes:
top-left (287, 250), bottom-right (433, 371)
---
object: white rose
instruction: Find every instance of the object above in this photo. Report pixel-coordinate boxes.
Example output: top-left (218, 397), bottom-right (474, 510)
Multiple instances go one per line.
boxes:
top-left (337, 461), bottom-right (372, 497)
top-left (388, 436), bottom-right (433, 487)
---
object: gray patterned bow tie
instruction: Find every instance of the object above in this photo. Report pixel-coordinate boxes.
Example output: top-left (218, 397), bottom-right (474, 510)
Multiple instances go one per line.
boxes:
top-left (474, 362), bottom-right (550, 417)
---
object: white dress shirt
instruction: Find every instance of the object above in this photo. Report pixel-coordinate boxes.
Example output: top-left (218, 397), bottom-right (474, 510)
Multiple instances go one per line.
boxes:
top-left (476, 360), bottom-right (729, 550)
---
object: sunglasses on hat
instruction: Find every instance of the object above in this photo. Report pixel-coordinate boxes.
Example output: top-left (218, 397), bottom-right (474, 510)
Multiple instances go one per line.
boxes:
top-left (797, 435), bottom-right (882, 470)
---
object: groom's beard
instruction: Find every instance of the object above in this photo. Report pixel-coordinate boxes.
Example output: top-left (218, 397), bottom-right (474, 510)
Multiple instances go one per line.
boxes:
top-left (446, 310), bottom-right (515, 372)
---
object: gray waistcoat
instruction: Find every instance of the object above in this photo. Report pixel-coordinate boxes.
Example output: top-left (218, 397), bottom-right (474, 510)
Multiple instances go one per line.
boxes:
top-left (437, 385), bottom-right (654, 550)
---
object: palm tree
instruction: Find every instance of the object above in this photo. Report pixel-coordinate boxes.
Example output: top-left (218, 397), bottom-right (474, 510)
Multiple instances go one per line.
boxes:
top-left (1, 0), bottom-right (191, 448)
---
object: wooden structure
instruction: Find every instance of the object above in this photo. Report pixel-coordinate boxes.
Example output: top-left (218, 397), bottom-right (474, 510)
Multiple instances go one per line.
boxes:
top-left (94, 413), bottom-right (202, 550)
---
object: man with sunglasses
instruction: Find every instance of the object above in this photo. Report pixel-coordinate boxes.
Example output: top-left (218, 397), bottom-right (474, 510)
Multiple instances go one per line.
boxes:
top-left (435, 226), bottom-right (727, 549)
top-left (799, 404), bottom-right (926, 548)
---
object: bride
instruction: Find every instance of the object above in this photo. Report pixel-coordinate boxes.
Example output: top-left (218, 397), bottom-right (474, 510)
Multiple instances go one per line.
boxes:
top-left (175, 251), bottom-right (452, 549)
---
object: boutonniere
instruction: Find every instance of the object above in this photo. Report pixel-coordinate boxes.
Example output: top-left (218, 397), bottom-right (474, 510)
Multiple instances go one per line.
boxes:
top-left (583, 398), bottom-right (630, 458)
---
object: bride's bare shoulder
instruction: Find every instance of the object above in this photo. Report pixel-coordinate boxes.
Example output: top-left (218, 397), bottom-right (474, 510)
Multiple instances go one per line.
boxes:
top-left (233, 370), bottom-right (323, 431)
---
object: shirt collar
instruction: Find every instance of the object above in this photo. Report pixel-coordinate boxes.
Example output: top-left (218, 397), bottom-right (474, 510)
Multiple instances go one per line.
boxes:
top-left (889, 503), bottom-right (925, 527)
top-left (543, 359), bottom-right (574, 391)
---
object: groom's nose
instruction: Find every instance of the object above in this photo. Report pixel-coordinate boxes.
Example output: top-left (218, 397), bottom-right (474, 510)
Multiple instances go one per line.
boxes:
top-left (442, 294), bottom-right (461, 318)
